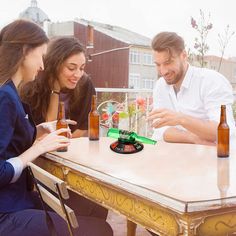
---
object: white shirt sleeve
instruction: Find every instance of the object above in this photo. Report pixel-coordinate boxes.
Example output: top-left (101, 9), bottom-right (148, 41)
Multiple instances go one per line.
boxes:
top-left (6, 157), bottom-right (24, 183)
top-left (152, 126), bottom-right (169, 140)
top-left (202, 71), bottom-right (236, 137)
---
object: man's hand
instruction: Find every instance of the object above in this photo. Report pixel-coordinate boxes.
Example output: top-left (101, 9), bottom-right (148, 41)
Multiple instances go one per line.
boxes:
top-left (148, 108), bottom-right (217, 143)
top-left (147, 108), bottom-right (183, 128)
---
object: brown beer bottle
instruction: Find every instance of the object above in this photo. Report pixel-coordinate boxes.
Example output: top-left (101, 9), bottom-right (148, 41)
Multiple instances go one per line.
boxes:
top-left (56, 102), bottom-right (68, 152)
top-left (88, 95), bottom-right (100, 140)
top-left (217, 105), bottom-right (229, 157)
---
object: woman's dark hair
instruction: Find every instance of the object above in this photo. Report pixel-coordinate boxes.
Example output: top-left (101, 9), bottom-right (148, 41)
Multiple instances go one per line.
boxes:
top-left (0, 19), bottom-right (48, 84)
top-left (151, 32), bottom-right (185, 57)
top-left (20, 36), bottom-right (86, 123)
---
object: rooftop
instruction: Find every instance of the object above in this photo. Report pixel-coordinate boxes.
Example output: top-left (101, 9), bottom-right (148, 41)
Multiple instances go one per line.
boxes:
top-left (77, 18), bottom-right (151, 47)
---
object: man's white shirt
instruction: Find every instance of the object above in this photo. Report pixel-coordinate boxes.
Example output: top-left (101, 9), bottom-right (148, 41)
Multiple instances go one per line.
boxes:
top-left (152, 65), bottom-right (236, 140)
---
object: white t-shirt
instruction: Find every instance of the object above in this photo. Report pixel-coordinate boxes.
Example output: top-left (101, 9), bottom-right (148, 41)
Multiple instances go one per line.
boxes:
top-left (152, 65), bottom-right (236, 140)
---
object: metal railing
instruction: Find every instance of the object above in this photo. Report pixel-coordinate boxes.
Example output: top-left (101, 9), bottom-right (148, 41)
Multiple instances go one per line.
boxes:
top-left (95, 88), bottom-right (153, 137)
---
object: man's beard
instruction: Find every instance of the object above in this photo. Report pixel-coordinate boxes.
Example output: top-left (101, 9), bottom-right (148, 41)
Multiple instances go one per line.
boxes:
top-left (165, 64), bottom-right (184, 85)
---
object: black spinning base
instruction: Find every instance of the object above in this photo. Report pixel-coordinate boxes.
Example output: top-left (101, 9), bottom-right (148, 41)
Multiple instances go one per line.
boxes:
top-left (110, 138), bottom-right (144, 154)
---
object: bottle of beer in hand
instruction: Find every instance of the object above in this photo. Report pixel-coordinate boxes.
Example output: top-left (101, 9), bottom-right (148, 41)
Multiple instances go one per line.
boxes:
top-left (56, 102), bottom-right (68, 152)
top-left (217, 105), bottom-right (229, 157)
top-left (88, 95), bottom-right (100, 140)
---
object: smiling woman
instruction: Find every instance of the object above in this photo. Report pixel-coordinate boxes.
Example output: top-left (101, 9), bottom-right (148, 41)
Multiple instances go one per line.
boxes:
top-left (20, 36), bottom-right (96, 138)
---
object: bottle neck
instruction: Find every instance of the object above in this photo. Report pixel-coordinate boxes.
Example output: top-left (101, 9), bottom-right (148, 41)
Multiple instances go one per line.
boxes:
top-left (220, 106), bottom-right (227, 123)
top-left (91, 95), bottom-right (97, 111)
top-left (58, 102), bottom-right (65, 120)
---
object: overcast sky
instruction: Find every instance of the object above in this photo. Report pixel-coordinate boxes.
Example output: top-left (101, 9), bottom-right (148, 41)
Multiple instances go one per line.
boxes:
top-left (0, 0), bottom-right (235, 58)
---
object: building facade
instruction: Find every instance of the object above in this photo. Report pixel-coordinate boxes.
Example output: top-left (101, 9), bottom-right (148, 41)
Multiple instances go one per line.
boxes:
top-left (204, 56), bottom-right (236, 90)
top-left (46, 19), bottom-right (157, 89)
top-left (18, 1), bottom-right (236, 91)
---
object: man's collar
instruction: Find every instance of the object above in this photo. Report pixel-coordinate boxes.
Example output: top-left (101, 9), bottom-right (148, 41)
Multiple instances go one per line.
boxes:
top-left (181, 64), bottom-right (194, 89)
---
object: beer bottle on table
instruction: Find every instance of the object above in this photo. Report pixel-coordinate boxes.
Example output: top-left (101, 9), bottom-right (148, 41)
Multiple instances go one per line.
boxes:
top-left (56, 102), bottom-right (68, 152)
top-left (217, 105), bottom-right (229, 157)
top-left (107, 128), bottom-right (157, 145)
top-left (88, 95), bottom-right (100, 140)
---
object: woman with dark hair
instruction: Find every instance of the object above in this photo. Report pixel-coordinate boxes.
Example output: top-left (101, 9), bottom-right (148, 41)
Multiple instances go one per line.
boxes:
top-left (20, 36), bottom-right (96, 137)
top-left (0, 20), bottom-right (112, 236)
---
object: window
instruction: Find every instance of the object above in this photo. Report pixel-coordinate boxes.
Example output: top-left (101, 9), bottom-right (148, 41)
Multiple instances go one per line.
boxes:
top-left (141, 77), bottom-right (155, 89)
top-left (129, 73), bottom-right (140, 89)
top-left (143, 53), bottom-right (153, 65)
top-left (130, 50), bottom-right (141, 64)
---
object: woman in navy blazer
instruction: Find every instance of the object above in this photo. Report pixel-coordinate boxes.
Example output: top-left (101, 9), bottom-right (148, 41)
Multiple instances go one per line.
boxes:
top-left (0, 20), bottom-right (113, 236)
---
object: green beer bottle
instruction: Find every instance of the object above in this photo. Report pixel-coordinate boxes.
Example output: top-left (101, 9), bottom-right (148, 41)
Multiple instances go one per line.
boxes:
top-left (107, 128), bottom-right (157, 145)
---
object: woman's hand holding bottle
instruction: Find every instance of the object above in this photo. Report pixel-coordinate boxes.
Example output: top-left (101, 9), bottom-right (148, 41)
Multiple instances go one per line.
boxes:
top-left (19, 128), bottom-right (70, 168)
top-left (36, 120), bottom-right (77, 138)
top-left (34, 128), bottom-right (71, 154)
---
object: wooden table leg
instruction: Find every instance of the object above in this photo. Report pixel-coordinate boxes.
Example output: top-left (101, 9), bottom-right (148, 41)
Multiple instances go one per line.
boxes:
top-left (127, 220), bottom-right (137, 236)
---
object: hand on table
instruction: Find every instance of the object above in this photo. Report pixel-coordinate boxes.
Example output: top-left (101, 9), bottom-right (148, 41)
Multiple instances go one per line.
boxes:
top-left (147, 108), bottom-right (183, 128)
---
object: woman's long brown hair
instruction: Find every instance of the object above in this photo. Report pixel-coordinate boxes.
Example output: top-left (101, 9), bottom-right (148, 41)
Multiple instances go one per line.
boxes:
top-left (0, 19), bottom-right (48, 85)
top-left (20, 36), bottom-right (86, 123)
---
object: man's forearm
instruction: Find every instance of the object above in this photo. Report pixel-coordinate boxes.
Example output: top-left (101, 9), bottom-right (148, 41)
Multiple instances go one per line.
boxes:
top-left (148, 108), bottom-right (218, 142)
top-left (163, 127), bottom-right (195, 144)
top-left (163, 127), bottom-right (215, 145)
top-left (179, 114), bottom-right (218, 142)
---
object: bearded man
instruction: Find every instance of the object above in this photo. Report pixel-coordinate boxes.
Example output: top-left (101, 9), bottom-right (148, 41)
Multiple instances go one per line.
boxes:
top-left (148, 32), bottom-right (235, 145)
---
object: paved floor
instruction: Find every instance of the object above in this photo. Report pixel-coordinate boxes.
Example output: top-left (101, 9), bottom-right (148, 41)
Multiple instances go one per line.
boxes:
top-left (107, 210), bottom-right (151, 236)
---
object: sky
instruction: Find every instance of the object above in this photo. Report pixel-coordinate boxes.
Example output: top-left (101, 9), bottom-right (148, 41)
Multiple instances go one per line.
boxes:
top-left (0, 0), bottom-right (236, 58)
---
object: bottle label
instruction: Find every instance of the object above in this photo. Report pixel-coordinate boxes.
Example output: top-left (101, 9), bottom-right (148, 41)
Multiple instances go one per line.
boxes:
top-left (119, 129), bottom-right (131, 139)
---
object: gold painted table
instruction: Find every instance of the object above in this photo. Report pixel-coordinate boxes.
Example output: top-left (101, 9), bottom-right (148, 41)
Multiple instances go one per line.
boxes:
top-left (35, 137), bottom-right (236, 236)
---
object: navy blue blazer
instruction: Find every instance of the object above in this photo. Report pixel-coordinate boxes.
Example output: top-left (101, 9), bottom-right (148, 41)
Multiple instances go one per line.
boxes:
top-left (0, 80), bottom-right (36, 213)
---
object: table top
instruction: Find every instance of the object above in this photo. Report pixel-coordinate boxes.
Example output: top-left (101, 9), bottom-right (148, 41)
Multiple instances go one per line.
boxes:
top-left (45, 137), bottom-right (236, 213)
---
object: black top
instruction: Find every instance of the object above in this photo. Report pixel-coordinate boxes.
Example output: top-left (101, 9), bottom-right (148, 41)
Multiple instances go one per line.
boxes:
top-left (32, 75), bottom-right (96, 132)
top-left (65, 75), bottom-right (96, 132)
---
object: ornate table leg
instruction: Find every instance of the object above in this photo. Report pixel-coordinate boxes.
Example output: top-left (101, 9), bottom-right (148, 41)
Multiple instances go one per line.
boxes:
top-left (127, 220), bottom-right (137, 236)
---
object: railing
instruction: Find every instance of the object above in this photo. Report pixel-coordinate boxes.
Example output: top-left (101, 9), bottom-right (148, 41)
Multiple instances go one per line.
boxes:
top-left (232, 92), bottom-right (236, 120)
top-left (95, 88), bottom-right (153, 137)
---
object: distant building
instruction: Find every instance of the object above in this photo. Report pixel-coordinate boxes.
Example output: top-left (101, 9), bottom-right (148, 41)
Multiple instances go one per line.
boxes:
top-left (46, 19), bottom-right (157, 89)
top-left (19, 0), bottom-right (50, 27)
top-left (204, 55), bottom-right (236, 90)
top-left (18, 2), bottom-right (156, 89)
top-left (189, 54), bottom-right (236, 90)
top-left (18, 2), bottom-right (236, 91)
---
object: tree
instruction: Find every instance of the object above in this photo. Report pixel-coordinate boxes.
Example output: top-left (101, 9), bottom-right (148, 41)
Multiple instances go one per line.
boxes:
top-left (191, 9), bottom-right (213, 67)
top-left (218, 25), bottom-right (235, 72)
